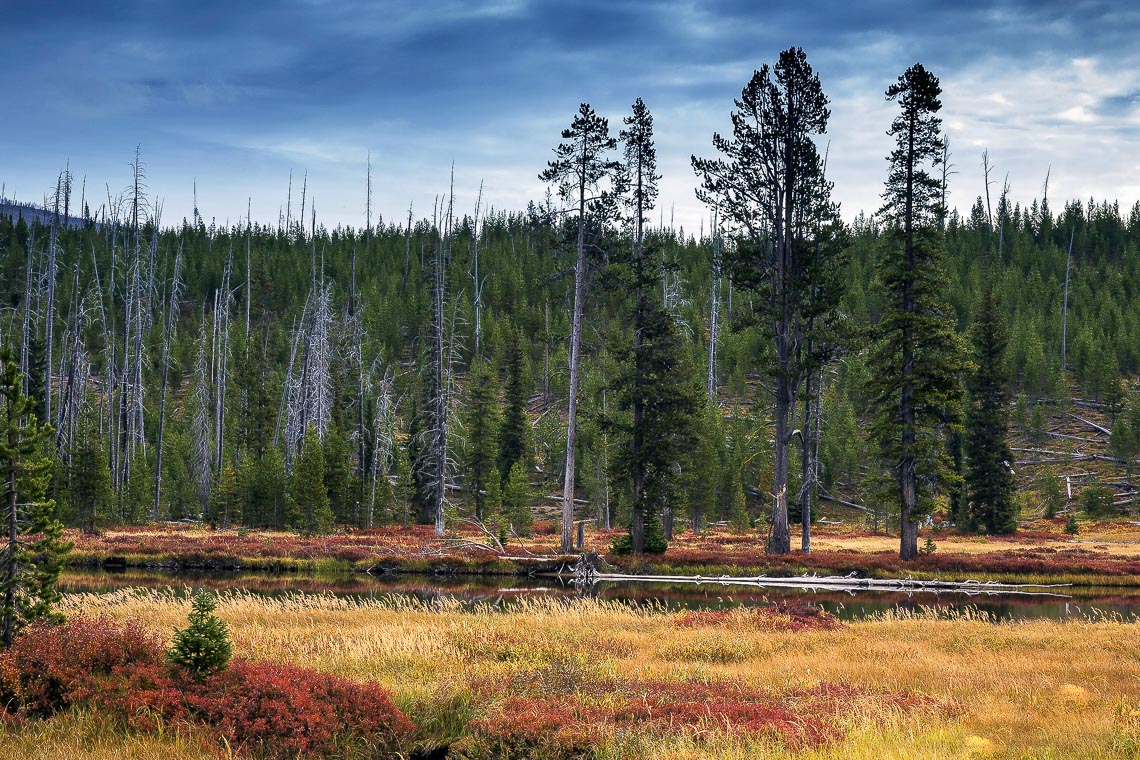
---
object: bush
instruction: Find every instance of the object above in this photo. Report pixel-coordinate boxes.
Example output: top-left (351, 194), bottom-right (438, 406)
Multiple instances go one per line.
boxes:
top-left (186, 659), bottom-right (414, 758)
top-left (2, 616), bottom-right (415, 757)
top-left (167, 590), bottom-right (232, 676)
top-left (0, 615), bottom-right (175, 719)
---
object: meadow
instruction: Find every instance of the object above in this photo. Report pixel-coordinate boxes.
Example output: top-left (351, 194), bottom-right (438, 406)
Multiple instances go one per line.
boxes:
top-left (2, 588), bottom-right (1138, 759)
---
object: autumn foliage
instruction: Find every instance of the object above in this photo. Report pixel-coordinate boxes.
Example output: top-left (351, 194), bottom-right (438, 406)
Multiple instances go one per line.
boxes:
top-left (0, 616), bottom-right (414, 758)
top-left (460, 656), bottom-right (948, 758)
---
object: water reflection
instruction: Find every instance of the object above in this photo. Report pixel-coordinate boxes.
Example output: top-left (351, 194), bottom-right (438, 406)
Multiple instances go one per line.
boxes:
top-left (59, 568), bottom-right (1140, 622)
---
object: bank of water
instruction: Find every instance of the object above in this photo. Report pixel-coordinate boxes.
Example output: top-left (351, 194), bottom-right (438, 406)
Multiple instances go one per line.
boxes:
top-left (59, 568), bottom-right (1140, 622)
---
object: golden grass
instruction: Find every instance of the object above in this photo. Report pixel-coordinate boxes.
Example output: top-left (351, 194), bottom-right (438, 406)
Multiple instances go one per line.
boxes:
top-left (809, 532), bottom-right (1140, 557)
top-left (3, 589), bottom-right (1124, 758)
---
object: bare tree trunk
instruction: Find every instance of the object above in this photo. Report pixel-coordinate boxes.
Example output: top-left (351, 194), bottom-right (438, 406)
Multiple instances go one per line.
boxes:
top-left (1061, 227), bottom-right (1075, 369)
top-left (561, 142), bottom-right (590, 554)
top-left (153, 245), bottom-right (183, 521)
top-left (432, 194), bottom-right (450, 538)
top-left (471, 181), bottom-right (485, 360)
top-left (707, 206), bottom-right (720, 401)
top-left (4, 395), bottom-right (19, 646)
top-left (403, 204), bottom-right (413, 291)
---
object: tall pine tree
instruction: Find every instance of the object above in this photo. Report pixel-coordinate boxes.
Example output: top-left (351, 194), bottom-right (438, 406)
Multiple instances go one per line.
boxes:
top-left (965, 288), bottom-right (1017, 534)
top-left (692, 47), bottom-right (837, 554)
top-left (540, 103), bottom-right (622, 553)
top-left (868, 63), bottom-right (965, 560)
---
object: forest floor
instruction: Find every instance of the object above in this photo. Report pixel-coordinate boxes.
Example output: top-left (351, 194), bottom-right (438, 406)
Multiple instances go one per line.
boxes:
top-left (64, 517), bottom-right (1140, 585)
top-left (2, 589), bottom-right (1137, 759)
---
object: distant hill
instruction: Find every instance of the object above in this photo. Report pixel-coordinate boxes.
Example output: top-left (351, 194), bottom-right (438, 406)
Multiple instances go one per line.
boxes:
top-left (0, 199), bottom-right (89, 229)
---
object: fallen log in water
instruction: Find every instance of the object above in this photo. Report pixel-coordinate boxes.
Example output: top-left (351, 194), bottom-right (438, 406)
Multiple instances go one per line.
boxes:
top-left (554, 567), bottom-right (1072, 598)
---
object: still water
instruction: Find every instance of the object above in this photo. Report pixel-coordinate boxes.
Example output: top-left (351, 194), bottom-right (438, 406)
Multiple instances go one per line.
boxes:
top-left (60, 568), bottom-right (1140, 622)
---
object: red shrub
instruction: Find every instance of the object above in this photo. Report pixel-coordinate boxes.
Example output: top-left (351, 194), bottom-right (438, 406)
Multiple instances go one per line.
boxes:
top-left (465, 674), bottom-right (841, 756)
top-left (464, 696), bottom-right (598, 759)
top-left (185, 659), bottom-right (414, 759)
top-left (1, 617), bottom-right (415, 757)
top-left (674, 601), bottom-right (843, 632)
top-left (0, 615), bottom-right (180, 724)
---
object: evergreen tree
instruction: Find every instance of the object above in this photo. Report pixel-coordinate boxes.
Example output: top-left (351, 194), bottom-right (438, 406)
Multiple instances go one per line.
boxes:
top-left (461, 360), bottom-right (502, 520)
top-left (167, 590), bottom-right (232, 677)
top-left (289, 424), bottom-right (333, 534)
top-left (612, 243), bottom-right (700, 553)
top-left (965, 289), bottom-right (1018, 534)
top-left (69, 430), bottom-right (112, 534)
top-left (687, 400), bottom-right (722, 535)
top-left (692, 47), bottom-right (839, 554)
top-left (322, 425), bottom-right (355, 526)
top-left (540, 102), bottom-right (622, 553)
top-left (867, 63), bottom-right (965, 560)
top-left (483, 475), bottom-right (503, 538)
top-left (208, 463), bottom-right (241, 529)
top-left (1, 349), bottom-right (71, 646)
top-left (498, 328), bottom-right (532, 483)
top-left (503, 459), bottom-right (533, 536)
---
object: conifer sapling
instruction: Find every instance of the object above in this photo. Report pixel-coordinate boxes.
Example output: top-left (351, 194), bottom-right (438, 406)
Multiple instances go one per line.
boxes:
top-left (168, 590), bottom-right (232, 676)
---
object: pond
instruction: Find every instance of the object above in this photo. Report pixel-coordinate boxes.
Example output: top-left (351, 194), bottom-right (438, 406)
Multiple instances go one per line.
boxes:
top-left (60, 568), bottom-right (1140, 622)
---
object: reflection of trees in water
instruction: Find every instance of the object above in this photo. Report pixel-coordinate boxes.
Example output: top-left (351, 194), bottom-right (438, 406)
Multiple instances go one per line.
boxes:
top-left (58, 570), bottom-right (1140, 622)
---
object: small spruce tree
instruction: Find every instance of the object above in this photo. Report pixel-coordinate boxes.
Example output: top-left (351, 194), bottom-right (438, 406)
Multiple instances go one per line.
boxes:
top-left (168, 590), bottom-right (232, 676)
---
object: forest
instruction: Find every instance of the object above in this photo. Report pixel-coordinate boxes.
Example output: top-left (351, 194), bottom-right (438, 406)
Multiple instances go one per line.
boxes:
top-left (2, 52), bottom-right (1140, 572)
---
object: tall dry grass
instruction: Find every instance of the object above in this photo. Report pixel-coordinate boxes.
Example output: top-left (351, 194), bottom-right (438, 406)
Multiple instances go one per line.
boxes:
top-left (3, 589), bottom-right (1136, 758)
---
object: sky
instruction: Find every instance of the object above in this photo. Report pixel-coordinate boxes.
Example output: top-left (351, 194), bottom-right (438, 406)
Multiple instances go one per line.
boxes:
top-left (4, 0), bottom-right (1139, 235)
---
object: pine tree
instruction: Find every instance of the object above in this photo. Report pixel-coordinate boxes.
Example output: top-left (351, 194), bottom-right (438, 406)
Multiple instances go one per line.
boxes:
top-left (503, 459), bottom-right (533, 536)
top-left (692, 48), bottom-right (839, 554)
top-left (540, 103), bottom-right (622, 553)
top-left (289, 424), bottom-right (333, 534)
top-left (688, 400), bottom-right (722, 535)
top-left (208, 463), bottom-right (241, 529)
top-left (1, 348), bottom-right (72, 646)
top-left (167, 590), bottom-right (232, 677)
top-left (612, 243), bottom-right (700, 554)
top-left (965, 289), bottom-right (1017, 534)
top-left (498, 328), bottom-right (532, 483)
top-left (462, 360), bottom-right (502, 520)
top-left (867, 63), bottom-right (965, 560)
top-left (69, 430), bottom-right (112, 534)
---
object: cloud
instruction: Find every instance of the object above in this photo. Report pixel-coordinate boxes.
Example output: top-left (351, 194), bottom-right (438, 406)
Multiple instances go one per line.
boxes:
top-left (4, 0), bottom-right (1139, 234)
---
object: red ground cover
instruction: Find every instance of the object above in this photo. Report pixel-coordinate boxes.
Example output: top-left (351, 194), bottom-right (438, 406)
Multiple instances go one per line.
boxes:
top-left (0, 616), bottom-right (413, 758)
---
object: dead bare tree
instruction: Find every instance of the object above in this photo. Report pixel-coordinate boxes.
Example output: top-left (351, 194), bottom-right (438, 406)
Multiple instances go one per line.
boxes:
top-left (152, 244), bottom-right (184, 520)
top-left (471, 181), bottom-right (486, 360)
top-left (707, 203), bottom-right (721, 400)
top-left (540, 103), bottom-right (621, 553)
top-left (1061, 227), bottom-right (1075, 369)
top-left (192, 312), bottom-right (212, 518)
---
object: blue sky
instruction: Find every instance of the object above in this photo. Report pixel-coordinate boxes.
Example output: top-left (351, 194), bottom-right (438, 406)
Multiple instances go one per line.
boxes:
top-left (4, 0), bottom-right (1139, 233)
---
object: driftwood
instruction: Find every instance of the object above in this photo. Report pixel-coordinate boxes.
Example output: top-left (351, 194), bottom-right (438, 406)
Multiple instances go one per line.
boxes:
top-left (559, 567), bottom-right (1071, 598)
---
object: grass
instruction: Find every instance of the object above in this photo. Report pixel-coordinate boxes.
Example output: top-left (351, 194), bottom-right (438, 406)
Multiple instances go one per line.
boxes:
top-left (3, 588), bottom-right (1134, 758)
